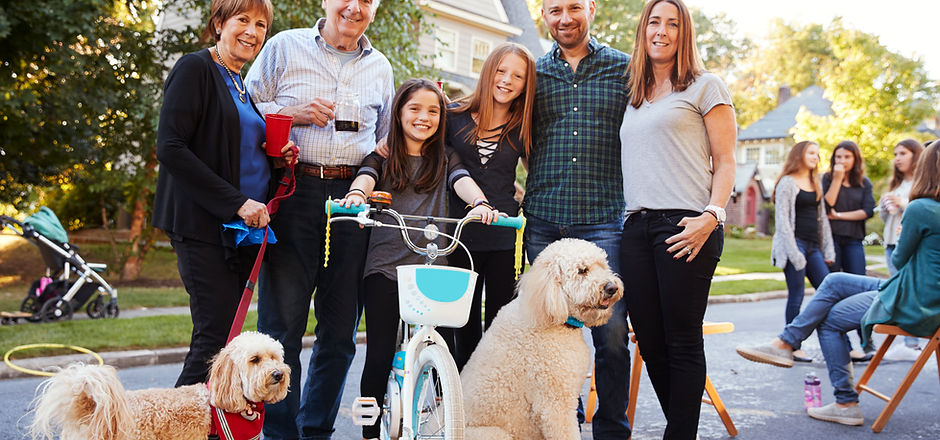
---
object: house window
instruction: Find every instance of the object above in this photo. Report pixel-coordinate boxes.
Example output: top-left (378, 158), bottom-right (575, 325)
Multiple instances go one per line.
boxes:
top-left (435, 28), bottom-right (457, 72)
top-left (764, 145), bottom-right (782, 165)
top-left (745, 146), bottom-right (760, 164)
top-left (471, 38), bottom-right (492, 75)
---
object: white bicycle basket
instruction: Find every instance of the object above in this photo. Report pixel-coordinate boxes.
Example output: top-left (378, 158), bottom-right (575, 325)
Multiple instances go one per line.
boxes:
top-left (396, 265), bottom-right (478, 327)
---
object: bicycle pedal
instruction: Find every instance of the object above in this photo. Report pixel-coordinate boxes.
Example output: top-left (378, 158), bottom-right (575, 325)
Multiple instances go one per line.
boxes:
top-left (352, 397), bottom-right (381, 426)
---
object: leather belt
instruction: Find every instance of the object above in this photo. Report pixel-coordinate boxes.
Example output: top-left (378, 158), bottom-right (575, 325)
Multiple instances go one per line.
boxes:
top-left (296, 163), bottom-right (359, 180)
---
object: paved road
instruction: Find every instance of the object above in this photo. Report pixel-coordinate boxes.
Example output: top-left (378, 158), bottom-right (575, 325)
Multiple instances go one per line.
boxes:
top-left (3, 298), bottom-right (937, 439)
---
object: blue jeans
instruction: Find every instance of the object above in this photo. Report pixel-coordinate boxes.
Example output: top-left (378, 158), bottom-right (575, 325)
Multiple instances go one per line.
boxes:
top-left (778, 273), bottom-right (882, 403)
top-left (524, 214), bottom-right (630, 440)
top-left (258, 175), bottom-right (368, 440)
top-left (621, 210), bottom-right (723, 440)
top-left (831, 235), bottom-right (866, 275)
top-left (783, 239), bottom-right (830, 324)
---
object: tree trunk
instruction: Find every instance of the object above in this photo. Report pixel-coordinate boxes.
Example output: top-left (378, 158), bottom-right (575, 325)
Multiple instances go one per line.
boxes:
top-left (120, 148), bottom-right (158, 281)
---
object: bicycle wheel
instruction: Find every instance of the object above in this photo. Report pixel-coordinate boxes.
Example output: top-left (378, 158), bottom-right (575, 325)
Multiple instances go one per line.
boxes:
top-left (382, 373), bottom-right (402, 440)
top-left (412, 344), bottom-right (464, 440)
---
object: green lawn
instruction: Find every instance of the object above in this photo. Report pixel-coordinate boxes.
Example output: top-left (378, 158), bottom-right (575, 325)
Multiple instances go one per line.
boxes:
top-left (0, 309), bottom-right (368, 359)
top-left (710, 279), bottom-right (805, 296)
top-left (0, 285), bottom-right (192, 313)
top-left (715, 238), bottom-right (778, 275)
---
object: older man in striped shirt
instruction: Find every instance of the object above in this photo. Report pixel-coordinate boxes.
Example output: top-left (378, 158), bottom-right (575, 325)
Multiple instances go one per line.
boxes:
top-left (245, 1), bottom-right (393, 439)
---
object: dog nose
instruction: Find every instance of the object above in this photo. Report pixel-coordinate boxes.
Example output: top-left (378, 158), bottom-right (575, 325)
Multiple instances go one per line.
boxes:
top-left (272, 370), bottom-right (283, 383)
top-left (603, 281), bottom-right (619, 298)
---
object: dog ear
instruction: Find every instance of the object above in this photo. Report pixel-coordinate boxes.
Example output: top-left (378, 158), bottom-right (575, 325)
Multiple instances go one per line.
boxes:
top-left (209, 346), bottom-right (248, 413)
top-left (518, 256), bottom-right (568, 326)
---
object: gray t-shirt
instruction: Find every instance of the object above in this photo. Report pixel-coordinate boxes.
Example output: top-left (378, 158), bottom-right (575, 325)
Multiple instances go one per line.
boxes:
top-left (360, 150), bottom-right (470, 281)
top-left (620, 72), bottom-right (733, 214)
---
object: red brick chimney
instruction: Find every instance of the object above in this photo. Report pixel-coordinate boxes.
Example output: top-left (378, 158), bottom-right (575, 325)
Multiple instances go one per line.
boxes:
top-left (778, 85), bottom-right (791, 107)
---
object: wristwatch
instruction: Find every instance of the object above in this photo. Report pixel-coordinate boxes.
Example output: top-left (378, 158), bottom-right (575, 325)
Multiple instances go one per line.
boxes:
top-left (704, 205), bottom-right (726, 226)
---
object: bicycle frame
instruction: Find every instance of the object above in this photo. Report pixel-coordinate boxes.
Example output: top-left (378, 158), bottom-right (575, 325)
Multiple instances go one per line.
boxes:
top-left (330, 201), bottom-right (523, 439)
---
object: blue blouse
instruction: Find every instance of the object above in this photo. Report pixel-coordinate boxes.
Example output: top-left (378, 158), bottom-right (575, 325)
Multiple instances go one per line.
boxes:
top-left (215, 63), bottom-right (269, 202)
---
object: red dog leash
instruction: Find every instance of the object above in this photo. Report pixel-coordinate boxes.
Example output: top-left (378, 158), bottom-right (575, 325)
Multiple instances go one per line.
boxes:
top-left (227, 151), bottom-right (298, 343)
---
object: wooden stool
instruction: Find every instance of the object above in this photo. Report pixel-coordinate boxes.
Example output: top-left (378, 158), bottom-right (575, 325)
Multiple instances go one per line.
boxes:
top-left (854, 324), bottom-right (940, 433)
top-left (585, 322), bottom-right (737, 436)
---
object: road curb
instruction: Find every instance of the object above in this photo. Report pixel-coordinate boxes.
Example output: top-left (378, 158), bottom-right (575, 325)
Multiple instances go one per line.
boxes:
top-left (2, 289), bottom-right (814, 380)
top-left (1, 333), bottom-right (367, 381)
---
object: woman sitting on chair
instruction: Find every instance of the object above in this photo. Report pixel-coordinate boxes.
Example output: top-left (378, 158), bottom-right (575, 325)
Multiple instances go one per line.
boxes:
top-left (736, 141), bottom-right (940, 426)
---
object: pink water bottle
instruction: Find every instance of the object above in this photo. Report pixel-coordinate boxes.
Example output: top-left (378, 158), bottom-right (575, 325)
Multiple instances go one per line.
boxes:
top-left (804, 372), bottom-right (822, 409)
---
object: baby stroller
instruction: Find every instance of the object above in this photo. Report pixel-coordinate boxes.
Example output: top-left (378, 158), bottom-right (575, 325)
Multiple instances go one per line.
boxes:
top-left (0, 207), bottom-right (119, 324)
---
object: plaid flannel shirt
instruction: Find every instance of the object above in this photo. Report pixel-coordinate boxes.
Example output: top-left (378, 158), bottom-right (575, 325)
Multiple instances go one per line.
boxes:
top-left (523, 38), bottom-right (630, 225)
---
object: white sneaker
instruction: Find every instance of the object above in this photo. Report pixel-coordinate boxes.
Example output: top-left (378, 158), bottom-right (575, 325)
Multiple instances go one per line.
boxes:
top-left (884, 343), bottom-right (921, 361)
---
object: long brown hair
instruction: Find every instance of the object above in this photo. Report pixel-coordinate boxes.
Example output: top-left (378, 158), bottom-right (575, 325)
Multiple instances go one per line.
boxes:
top-left (627, 0), bottom-right (704, 109)
top-left (825, 140), bottom-right (866, 187)
top-left (889, 139), bottom-right (924, 191)
top-left (773, 141), bottom-right (821, 202)
top-left (910, 141), bottom-right (940, 202)
top-left (201, 0), bottom-right (274, 43)
top-left (452, 43), bottom-right (536, 156)
top-left (385, 79), bottom-right (447, 193)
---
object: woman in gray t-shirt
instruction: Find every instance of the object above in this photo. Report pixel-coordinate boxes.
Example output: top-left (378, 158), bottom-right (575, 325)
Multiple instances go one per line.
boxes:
top-left (618, 0), bottom-right (736, 437)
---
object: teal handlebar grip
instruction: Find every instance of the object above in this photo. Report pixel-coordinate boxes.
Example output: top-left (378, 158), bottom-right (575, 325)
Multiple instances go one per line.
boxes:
top-left (492, 216), bottom-right (525, 230)
top-left (325, 200), bottom-right (368, 215)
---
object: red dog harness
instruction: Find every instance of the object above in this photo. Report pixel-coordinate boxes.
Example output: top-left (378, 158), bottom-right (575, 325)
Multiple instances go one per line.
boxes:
top-left (209, 399), bottom-right (265, 440)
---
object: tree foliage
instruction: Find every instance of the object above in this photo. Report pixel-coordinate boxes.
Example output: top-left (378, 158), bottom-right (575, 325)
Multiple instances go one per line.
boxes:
top-left (791, 21), bottom-right (938, 178)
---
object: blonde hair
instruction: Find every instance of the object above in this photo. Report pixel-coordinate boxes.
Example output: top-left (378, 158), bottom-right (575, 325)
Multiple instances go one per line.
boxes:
top-left (627, 0), bottom-right (703, 109)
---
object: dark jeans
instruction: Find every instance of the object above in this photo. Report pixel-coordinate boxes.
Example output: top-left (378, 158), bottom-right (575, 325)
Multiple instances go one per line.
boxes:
top-left (524, 214), bottom-right (630, 440)
top-left (359, 274), bottom-right (401, 439)
top-left (620, 209), bottom-right (723, 440)
top-left (438, 248), bottom-right (519, 371)
top-left (783, 238), bottom-right (829, 324)
top-left (830, 235), bottom-right (866, 275)
top-left (172, 238), bottom-right (256, 386)
top-left (257, 175), bottom-right (368, 440)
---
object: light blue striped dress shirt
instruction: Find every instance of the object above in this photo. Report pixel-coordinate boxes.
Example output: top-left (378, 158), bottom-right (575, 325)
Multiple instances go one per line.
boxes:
top-left (245, 18), bottom-right (395, 166)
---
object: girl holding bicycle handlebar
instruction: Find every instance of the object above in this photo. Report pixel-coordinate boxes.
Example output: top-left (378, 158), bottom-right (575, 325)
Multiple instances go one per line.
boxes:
top-left (336, 78), bottom-right (498, 440)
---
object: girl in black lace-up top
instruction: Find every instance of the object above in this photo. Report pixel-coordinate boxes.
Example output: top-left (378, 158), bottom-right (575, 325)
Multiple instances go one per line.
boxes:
top-left (440, 42), bottom-right (537, 371)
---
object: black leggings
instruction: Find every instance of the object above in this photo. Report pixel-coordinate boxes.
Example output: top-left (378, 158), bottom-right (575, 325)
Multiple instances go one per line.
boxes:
top-left (360, 273), bottom-right (401, 439)
top-left (438, 248), bottom-right (519, 371)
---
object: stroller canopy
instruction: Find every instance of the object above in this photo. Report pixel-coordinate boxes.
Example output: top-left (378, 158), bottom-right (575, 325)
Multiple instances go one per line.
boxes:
top-left (24, 207), bottom-right (69, 244)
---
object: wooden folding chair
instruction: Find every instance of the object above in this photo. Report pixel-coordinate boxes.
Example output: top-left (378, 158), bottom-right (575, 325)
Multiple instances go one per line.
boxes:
top-left (854, 324), bottom-right (940, 433)
top-left (585, 322), bottom-right (737, 437)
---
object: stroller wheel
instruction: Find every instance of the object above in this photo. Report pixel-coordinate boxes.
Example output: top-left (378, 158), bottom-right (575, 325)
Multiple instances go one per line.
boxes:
top-left (86, 296), bottom-right (104, 319)
top-left (20, 295), bottom-right (39, 314)
top-left (39, 296), bottom-right (74, 322)
top-left (103, 302), bottom-right (119, 319)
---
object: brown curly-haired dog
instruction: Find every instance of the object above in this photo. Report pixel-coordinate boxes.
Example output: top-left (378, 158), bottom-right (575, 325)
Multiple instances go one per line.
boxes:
top-left (461, 239), bottom-right (624, 440)
top-left (29, 331), bottom-right (289, 440)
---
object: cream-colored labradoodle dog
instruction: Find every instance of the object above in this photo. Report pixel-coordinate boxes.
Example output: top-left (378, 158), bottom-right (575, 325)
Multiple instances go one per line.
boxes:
top-left (29, 331), bottom-right (290, 440)
top-left (461, 238), bottom-right (624, 440)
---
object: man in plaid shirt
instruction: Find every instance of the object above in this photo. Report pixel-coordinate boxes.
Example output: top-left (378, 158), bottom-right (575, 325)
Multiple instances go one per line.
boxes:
top-left (524, 1), bottom-right (631, 438)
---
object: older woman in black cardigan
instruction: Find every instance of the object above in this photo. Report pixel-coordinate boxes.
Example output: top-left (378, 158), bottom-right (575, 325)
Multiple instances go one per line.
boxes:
top-left (152, 0), bottom-right (293, 386)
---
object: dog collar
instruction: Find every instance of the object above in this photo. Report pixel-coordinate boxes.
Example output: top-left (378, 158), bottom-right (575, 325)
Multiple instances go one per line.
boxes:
top-left (564, 316), bottom-right (584, 328)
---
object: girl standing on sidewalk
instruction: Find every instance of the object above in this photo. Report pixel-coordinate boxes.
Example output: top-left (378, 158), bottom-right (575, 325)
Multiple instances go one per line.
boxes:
top-left (881, 138), bottom-right (924, 352)
top-left (822, 141), bottom-right (875, 275)
top-left (439, 42), bottom-right (535, 371)
top-left (771, 141), bottom-right (835, 361)
top-left (335, 78), bottom-right (498, 440)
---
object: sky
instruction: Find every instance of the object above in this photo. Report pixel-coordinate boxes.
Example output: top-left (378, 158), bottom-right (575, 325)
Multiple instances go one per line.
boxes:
top-left (684, 0), bottom-right (940, 80)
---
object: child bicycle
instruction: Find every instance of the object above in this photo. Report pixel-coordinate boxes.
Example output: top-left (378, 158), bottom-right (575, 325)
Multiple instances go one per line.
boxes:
top-left (324, 195), bottom-right (524, 440)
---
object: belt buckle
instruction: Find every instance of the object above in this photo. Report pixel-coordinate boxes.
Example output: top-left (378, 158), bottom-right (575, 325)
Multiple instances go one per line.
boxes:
top-left (319, 165), bottom-right (325, 179)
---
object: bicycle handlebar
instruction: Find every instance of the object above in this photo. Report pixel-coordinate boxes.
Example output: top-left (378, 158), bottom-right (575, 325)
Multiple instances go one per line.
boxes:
top-left (325, 200), bottom-right (524, 230)
top-left (325, 200), bottom-right (524, 261)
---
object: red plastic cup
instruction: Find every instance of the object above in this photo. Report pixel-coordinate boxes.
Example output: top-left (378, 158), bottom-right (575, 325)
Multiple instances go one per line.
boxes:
top-left (265, 114), bottom-right (293, 157)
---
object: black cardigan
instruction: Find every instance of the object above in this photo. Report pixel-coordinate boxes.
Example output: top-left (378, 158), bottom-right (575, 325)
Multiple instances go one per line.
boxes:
top-left (152, 48), bottom-right (270, 245)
